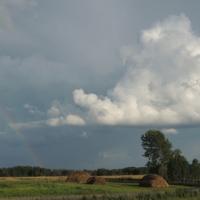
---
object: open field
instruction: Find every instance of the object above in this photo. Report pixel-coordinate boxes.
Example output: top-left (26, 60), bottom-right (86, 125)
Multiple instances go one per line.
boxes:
top-left (0, 175), bottom-right (144, 182)
top-left (0, 175), bottom-right (144, 184)
top-left (0, 176), bottom-right (198, 199)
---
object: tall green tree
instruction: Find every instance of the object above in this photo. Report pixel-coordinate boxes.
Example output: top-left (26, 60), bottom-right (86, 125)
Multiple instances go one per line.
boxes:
top-left (190, 159), bottom-right (200, 181)
top-left (141, 130), bottom-right (172, 176)
top-left (167, 150), bottom-right (189, 181)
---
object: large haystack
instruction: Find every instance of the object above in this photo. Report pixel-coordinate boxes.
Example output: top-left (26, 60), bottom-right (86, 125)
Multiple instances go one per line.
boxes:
top-left (87, 176), bottom-right (106, 185)
top-left (139, 174), bottom-right (169, 188)
top-left (65, 170), bottom-right (91, 183)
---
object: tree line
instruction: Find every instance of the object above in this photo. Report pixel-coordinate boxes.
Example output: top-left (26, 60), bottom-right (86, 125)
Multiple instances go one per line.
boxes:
top-left (0, 166), bottom-right (71, 177)
top-left (87, 166), bottom-right (148, 176)
top-left (0, 166), bottom-right (148, 177)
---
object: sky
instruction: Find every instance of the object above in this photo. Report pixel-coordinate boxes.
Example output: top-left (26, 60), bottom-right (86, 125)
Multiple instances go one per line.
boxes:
top-left (0, 0), bottom-right (200, 170)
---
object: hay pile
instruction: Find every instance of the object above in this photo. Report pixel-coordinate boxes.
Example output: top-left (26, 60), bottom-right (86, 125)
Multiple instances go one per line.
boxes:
top-left (87, 176), bottom-right (106, 185)
top-left (139, 174), bottom-right (169, 188)
top-left (65, 170), bottom-right (91, 183)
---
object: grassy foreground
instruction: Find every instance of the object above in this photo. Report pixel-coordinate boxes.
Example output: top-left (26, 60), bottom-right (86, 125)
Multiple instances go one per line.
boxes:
top-left (0, 177), bottom-right (198, 200)
top-left (0, 181), bottom-right (190, 197)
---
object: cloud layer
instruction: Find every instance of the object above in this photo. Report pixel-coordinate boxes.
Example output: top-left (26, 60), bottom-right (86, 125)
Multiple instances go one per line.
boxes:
top-left (73, 14), bottom-right (200, 126)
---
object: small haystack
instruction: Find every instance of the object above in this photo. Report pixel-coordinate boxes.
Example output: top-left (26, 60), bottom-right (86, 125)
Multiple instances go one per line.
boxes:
top-left (65, 170), bottom-right (91, 183)
top-left (87, 176), bottom-right (106, 185)
top-left (139, 174), bottom-right (169, 188)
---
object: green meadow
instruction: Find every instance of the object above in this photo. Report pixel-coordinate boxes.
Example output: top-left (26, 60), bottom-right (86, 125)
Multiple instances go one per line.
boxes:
top-left (0, 178), bottom-right (199, 200)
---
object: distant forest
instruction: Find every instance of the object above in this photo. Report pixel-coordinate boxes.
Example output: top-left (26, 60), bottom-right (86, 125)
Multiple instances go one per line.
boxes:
top-left (0, 166), bottom-right (148, 177)
top-left (0, 164), bottom-right (199, 181)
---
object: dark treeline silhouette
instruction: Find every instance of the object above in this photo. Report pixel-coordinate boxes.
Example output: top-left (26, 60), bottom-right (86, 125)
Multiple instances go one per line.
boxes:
top-left (0, 163), bottom-right (199, 181)
top-left (87, 166), bottom-right (149, 176)
top-left (0, 166), bottom-right (71, 177)
top-left (87, 161), bottom-right (200, 182)
top-left (0, 166), bottom-right (147, 177)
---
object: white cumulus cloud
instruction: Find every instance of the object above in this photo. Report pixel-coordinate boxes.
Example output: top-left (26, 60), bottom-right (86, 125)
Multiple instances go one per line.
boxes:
top-left (46, 114), bottom-right (85, 127)
top-left (65, 114), bottom-right (85, 125)
top-left (161, 128), bottom-right (179, 134)
top-left (73, 14), bottom-right (200, 126)
top-left (47, 107), bottom-right (60, 117)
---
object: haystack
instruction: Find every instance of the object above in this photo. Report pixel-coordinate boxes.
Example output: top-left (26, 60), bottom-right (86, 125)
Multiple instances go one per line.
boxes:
top-left (65, 170), bottom-right (91, 183)
top-left (87, 176), bottom-right (106, 185)
top-left (139, 174), bottom-right (169, 188)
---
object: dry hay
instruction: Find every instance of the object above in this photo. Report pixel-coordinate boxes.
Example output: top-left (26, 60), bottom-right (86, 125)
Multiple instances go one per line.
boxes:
top-left (0, 176), bottom-right (67, 183)
top-left (87, 176), bottom-right (106, 185)
top-left (139, 174), bottom-right (169, 188)
top-left (65, 170), bottom-right (91, 183)
top-left (101, 175), bottom-right (144, 179)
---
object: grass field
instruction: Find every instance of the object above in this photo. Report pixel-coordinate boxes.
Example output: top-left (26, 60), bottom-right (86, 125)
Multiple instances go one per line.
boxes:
top-left (0, 176), bottom-right (198, 200)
